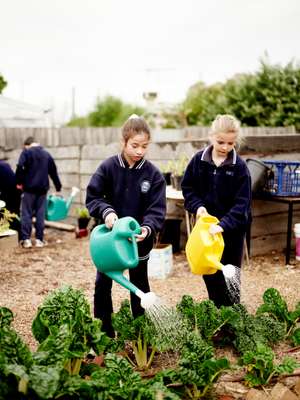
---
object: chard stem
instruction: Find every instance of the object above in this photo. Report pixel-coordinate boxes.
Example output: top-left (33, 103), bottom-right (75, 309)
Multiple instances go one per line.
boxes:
top-left (146, 347), bottom-right (156, 369)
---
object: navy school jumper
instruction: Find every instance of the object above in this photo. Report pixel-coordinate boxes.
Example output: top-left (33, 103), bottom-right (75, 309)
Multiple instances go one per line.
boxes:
top-left (16, 145), bottom-right (61, 195)
top-left (86, 154), bottom-right (166, 336)
top-left (181, 145), bottom-right (252, 307)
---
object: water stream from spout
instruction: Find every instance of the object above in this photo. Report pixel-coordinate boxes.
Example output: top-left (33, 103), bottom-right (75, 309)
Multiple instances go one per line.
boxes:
top-left (222, 264), bottom-right (241, 303)
top-left (143, 296), bottom-right (188, 349)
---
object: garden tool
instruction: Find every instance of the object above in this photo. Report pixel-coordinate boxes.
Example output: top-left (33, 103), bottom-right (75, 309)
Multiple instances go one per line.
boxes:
top-left (186, 214), bottom-right (225, 275)
top-left (46, 186), bottom-right (80, 221)
top-left (89, 216), bottom-right (157, 309)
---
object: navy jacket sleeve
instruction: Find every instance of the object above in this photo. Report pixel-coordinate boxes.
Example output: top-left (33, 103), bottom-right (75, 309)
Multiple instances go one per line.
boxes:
top-left (218, 163), bottom-right (252, 232)
top-left (15, 150), bottom-right (26, 186)
top-left (181, 156), bottom-right (206, 214)
top-left (141, 172), bottom-right (166, 235)
top-left (85, 162), bottom-right (115, 220)
top-left (48, 155), bottom-right (62, 192)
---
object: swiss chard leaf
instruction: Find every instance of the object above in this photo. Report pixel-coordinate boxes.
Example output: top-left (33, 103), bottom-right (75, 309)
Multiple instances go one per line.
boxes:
top-left (0, 326), bottom-right (32, 369)
top-left (240, 343), bottom-right (299, 387)
top-left (256, 288), bottom-right (292, 326)
top-left (112, 300), bottom-right (158, 369)
top-left (32, 286), bottom-right (109, 359)
top-left (0, 307), bottom-right (13, 329)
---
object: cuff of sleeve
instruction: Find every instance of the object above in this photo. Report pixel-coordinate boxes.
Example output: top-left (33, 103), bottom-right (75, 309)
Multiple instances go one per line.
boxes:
top-left (142, 225), bottom-right (152, 238)
top-left (218, 221), bottom-right (226, 232)
top-left (102, 207), bottom-right (116, 220)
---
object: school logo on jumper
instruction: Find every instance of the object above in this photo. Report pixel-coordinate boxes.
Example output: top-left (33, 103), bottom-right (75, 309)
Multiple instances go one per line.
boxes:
top-left (141, 180), bottom-right (151, 193)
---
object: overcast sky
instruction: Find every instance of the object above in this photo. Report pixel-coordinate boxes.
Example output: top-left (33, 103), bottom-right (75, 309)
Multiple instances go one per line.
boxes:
top-left (1, 0), bottom-right (299, 123)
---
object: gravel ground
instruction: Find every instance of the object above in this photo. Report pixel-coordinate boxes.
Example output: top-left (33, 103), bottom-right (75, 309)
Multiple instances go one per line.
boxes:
top-left (1, 227), bottom-right (300, 352)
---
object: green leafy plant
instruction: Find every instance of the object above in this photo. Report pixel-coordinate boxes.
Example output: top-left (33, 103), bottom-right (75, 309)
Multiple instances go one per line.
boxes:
top-left (178, 332), bottom-right (229, 398)
top-left (75, 207), bottom-right (90, 219)
top-left (256, 288), bottom-right (300, 340)
top-left (224, 303), bottom-right (285, 355)
top-left (159, 160), bottom-right (176, 174)
top-left (31, 286), bottom-right (110, 376)
top-left (112, 299), bottom-right (158, 370)
top-left (240, 343), bottom-right (299, 387)
top-left (182, 58), bottom-right (300, 130)
top-left (0, 73), bottom-right (7, 94)
top-left (176, 296), bottom-right (285, 354)
top-left (0, 307), bottom-right (33, 398)
top-left (67, 95), bottom-right (145, 127)
top-left (173, 154), bottom-right (189, 177)
top-left (0, 207), bottom-right (18, 233)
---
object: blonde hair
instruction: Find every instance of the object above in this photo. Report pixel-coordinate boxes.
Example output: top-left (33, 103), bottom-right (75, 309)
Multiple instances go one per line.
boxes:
top-left (210, 114), bottom-right (242, 145)
top-left (122, 115), bottom-right (151, 143)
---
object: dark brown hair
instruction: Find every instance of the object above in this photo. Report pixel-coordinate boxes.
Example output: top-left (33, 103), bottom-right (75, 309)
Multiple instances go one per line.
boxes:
top-left (122, 116), bottom-right (151, 143)
top-left (24, 136), bottom-right (35, 146)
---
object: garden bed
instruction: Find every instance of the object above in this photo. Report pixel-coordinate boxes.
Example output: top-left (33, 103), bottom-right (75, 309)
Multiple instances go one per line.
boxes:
top-left (1, 228), bottom-right (300, 398)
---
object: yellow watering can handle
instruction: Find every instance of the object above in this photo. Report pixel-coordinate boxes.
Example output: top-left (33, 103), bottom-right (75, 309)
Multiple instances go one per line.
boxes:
top-left (186, 213), bottom-right (225, 275)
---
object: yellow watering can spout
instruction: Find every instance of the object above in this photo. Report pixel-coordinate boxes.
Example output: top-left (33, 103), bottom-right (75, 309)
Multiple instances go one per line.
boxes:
top-left (186, 214), bottom-right (224, 275)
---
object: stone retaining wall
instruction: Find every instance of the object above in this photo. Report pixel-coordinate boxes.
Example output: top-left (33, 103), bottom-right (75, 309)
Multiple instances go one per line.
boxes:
top-left (1, 127), bottom-right (299, 259)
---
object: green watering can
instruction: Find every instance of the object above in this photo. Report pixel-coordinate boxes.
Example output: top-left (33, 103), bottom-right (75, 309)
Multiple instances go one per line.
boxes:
top-left (90, 216), bottom-right (157, 309)
top-left (46, 187), bottom-right (80, 221)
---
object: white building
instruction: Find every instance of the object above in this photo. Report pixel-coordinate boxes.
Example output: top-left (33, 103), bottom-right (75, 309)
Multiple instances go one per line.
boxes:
top-left (0, 95), bottom-right (50, 128)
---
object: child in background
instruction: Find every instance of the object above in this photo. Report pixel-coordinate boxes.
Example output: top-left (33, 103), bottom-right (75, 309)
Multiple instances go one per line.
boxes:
top-left (16, 136), bottom-right (62, 248)
top-left (86, 115), bottom-right (166, 337)
top-left (181, 114), bottom-right (251, 307)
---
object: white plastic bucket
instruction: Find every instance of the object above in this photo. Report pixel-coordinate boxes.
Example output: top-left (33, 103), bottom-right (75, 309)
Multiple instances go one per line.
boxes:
top-left (294, 223), bottom-right (300, 261)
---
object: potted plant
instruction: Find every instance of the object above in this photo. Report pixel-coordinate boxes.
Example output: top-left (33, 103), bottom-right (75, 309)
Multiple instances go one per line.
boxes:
top-left (0, 200), bottom-right (18, 234)
top-left (171, 154), bottom-right (189, 191)
top-left (76, 207), bottom-right (91, 230)
top-left (159, 160), bottom-right (175, 185)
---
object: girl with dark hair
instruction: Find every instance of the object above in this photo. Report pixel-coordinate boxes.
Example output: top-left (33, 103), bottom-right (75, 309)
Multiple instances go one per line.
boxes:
top-left (86, 115), bottom-right (166, 337)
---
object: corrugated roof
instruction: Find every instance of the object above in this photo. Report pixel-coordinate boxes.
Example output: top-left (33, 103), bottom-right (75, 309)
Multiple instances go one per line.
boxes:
top-left (0, 95), bottom-right (50, 127)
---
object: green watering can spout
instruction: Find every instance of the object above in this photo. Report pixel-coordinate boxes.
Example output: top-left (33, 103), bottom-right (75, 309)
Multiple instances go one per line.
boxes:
top-left (89, 217), bottom-right (158, 309)
top-left (66, 186), bottom-right (80, 210)
top-left (105, 271), bottom-right (142, 296)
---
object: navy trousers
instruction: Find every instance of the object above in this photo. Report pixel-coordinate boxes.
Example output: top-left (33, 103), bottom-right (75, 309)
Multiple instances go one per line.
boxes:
top-left (94, 259), bottom-right (150, 337)
top-left (20, 192), bottom-right (46, 241)
top-left (203, 231), bottom-right (245, 308)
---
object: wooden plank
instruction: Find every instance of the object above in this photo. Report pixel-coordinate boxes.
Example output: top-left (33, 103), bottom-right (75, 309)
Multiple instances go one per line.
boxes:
top-left (44, 220), bottom-right (75, 231)
top-left (251, 210), bottom-right (300, 237)
top-left (0, 230), bottom-right (18, 250)
top-left (250, 233), bottom-right (288, 256)
top-left (252, 199), bottom-right (293, 216)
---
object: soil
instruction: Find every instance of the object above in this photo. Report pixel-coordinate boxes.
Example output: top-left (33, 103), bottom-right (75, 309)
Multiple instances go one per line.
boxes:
top-left (1, 227), bottom-right (300, 398)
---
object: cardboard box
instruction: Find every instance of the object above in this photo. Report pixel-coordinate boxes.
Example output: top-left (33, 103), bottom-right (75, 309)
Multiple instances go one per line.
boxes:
top-left (148, 244), bottom-right (173, 279)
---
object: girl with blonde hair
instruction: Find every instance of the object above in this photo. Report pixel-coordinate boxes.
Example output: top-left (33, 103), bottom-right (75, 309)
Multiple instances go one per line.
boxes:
top-left (181, 114), bottom-right (252, 307)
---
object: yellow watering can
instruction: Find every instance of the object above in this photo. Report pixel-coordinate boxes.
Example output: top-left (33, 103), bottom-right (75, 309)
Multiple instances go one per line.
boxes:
top-left (186, 214), bottom-right (224, 275)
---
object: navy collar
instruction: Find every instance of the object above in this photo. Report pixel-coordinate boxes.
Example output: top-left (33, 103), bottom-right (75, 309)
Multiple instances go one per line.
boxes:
top-left (201, 145), bottom-right (237, 166)
top-left (118, 153), bottom-right (146, 169)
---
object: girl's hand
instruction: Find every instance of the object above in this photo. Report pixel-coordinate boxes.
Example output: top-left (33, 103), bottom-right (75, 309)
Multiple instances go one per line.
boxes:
top-left (104, 212), bottom-right (118, 229)
top-left (196, 206), bottom-right (208, 218)
top-left (209, 224), bottom-right (223, 235)
top-left (135, 227), bottom-right (148, 242)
